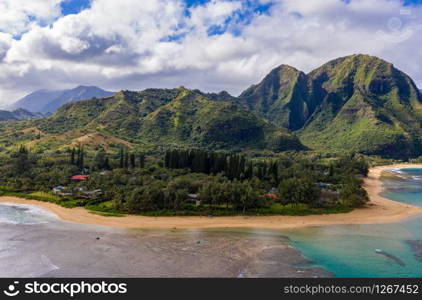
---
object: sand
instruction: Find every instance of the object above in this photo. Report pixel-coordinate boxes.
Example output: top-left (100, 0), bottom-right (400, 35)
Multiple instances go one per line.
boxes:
top-left (1, 163), bottom-right (422, 230)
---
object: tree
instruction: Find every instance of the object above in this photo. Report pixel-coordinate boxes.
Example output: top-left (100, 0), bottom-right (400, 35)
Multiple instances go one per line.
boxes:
top-left (129, 153), bottom-right (136, 168)
top-left (76, 145), bottom-right (85, 170)
top-left (139, 153), bottom-right (146, 168)
top-left (93, 149), bottom-right (108, 170)
top-left (278, 177), bottom-right (320, 206)
top-left (74, 144), bottom-right (85, 170)
top-left (104, 157), bottom-right (111, 170)
top-left (119, 148), bottom-right (124, 168)
top-left (339, 177), bottom-right (369, 207)
top-left (70, 148), bottom-right (76, 165)
top-left (269, 161), bottom-right (279, 184)
top-left (12, 145), bottom-right (30, 175)
top-left (124, 151), bottom-right (129, 169)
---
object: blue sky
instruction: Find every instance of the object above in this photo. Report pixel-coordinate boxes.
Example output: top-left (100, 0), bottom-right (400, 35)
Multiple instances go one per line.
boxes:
top-left (60, 0), bottom-right (274, 14)
top-left (58, 0), bottom-right (422, 39)
top-left (61, 0), bottom-right (91, 15)
top-left (1, 0), bottom-right (422, 105)
top-left (60, 0), bottom-right (274, 37)
top-left (60, 0), bottom-right (422, 16)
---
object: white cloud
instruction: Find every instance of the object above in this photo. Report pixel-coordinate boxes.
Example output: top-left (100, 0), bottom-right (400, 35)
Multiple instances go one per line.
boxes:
top-left (0, 32), bottom-right (12, 61)
top-left (0, 0), bottom-right (422, 107)
top-left (0, 0), bottom-right (62, 36)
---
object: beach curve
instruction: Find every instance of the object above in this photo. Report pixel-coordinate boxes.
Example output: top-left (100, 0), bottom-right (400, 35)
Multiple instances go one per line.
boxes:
top-left (0, 164), bottom-right (422, 229)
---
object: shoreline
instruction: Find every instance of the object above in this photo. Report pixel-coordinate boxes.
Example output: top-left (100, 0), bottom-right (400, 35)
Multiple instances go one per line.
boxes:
top-left (1, 163), bottom-right (422, 230)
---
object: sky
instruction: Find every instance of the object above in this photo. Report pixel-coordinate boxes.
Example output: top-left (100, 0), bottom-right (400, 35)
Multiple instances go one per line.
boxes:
top-left (0, 0), bottom-right (422, 107)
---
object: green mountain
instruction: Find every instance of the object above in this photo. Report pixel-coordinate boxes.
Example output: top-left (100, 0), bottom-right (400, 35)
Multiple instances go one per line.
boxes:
top-left (239, 54), bottom-right (422, 158)
top-left (3, 54), bottom-right (420, 158)
top-left (240, 65), bottom-right (310, 131)
top-left (5, 88), bottom-right (303, 153)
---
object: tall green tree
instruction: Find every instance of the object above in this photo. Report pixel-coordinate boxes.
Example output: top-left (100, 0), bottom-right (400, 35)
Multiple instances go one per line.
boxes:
top-left (129, 153), bottom-right (136, 168)
top-left (93, 149), bottom-right (108, 170)
top-left (124, 151), bottom-right (129, 168)
top-left (70, 148), bottom-right (76, 165)
top-left (119, 148), bottom-right (124, 168)
top-left (12, 145), bottom-right (31, 175)
top-left (139, 153), bottom-right (146, 168)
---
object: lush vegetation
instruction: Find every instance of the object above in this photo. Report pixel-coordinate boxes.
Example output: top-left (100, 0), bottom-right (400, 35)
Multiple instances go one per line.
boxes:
top-left (0, 88), bottom-right (304, 155)
top-left (0, 145), bottom-right (369, 216)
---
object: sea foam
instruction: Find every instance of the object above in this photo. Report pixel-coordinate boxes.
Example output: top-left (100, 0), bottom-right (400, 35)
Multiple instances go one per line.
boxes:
top-left (0, 203), bottom-right (58, 224)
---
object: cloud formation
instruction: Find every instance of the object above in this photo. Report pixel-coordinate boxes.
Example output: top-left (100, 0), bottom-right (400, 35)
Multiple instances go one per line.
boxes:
top-left (0, 0), bottom-right (422, 107)
top-left (0, 0), bottom-right (62, 36)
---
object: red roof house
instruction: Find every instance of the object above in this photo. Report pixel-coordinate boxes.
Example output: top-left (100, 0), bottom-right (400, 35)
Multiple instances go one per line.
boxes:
top-left (71, 175), bottom-right (90, 181)
top-left (261, 193), bottom-right (281, 200)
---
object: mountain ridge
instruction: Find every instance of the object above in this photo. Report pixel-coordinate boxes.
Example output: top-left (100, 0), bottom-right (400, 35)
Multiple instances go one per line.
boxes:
top-left (0, 108), bottom-right (44, 122)
top-left (238, 54), bottom-right (422, 158)
top-left (1, 54), bottom-right (421, 158)
top-left (0, 88), bottom-right (304, 153)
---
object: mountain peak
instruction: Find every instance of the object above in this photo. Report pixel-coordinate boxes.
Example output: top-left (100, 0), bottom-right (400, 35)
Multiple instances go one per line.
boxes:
top-left (315, 54), bottom-right (394, 73)
top-left (11, 85), bottom-right (114, 113)
top-left (239, 62), bottom-right (308, 130)
top-left (273, 64), bottom-right (302, 72)
top-left (73, 85), bottom-right (108, 91)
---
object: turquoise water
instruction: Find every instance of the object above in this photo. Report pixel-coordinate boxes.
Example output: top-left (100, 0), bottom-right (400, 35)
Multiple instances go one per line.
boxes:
top-left (282, 168), bottom-right (422, 277)
top-left (382, 168), bottom-right (422, 206)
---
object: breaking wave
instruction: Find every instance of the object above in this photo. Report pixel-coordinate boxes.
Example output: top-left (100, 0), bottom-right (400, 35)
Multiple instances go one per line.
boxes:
top-left (0, 203), bottom-right (58, 224)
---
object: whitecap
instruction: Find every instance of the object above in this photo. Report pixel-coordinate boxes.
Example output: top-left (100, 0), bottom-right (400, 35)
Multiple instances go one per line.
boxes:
top-left (0, 203), bottom-right (58, 225)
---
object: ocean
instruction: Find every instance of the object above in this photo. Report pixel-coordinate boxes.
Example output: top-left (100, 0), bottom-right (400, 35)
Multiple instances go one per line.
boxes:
top-left (282, 168), bottom-right (422, 277)
top-left (0, 203), bottom-right (327, 277)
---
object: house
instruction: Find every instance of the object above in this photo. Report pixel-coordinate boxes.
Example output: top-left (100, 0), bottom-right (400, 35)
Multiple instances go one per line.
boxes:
top-left (80, 189), bottom-right (102, 199)
top-left (316, 182), bottom-right (334, 189)
top-left (52, 186), bottom-right (66, 194)
top-left (73, 186), bottom-right (87, 192)
top-left (187, 194), bottom-right (201, 206)
top-left (264, 193), bottom-right (281, 200)
top-left (52, 186), bottom-right (72, 197)
top-left (262, 188), bottom-right (281, 201)
top-left (268, 187), bottom-right (278, 194)
top-left (70, 175), bottom-right (90, 181)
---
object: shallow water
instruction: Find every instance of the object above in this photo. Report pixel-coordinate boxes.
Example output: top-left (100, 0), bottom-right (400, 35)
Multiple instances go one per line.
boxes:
top-left (381, 168), bottom-right (422, 206)
top-left (282, 217), bottom-right (422, 277)
top-left (0, 203), bottom-right (328, 277)
top-left (281, 168), bottom-right (422, 278)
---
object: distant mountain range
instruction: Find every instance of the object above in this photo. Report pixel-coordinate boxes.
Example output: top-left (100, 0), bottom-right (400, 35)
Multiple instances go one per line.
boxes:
top-left (0, 54), bottom-right (421, 159)
top-left (10, 86), bottom-right (114, 114)
top-left (0, 108), bottom-right (44, 121)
